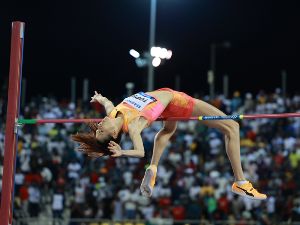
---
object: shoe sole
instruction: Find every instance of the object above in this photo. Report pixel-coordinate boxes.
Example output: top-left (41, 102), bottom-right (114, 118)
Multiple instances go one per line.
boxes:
top-left (140, 168), bottom-right (154, 198)
top-left (232, 190), bottom-right (267, 200)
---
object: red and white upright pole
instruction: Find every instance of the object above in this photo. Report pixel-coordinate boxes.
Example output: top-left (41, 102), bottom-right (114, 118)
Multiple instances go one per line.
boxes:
top-left (0, 21), bottom-right (25, 225)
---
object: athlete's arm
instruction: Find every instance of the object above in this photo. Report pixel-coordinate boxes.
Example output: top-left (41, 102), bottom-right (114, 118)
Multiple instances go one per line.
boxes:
top-left (101, 98), bottom-right (115, 115)
top-left (122, 127), bottom-right (145, 158)
top-left (108, 123), bottom-right (145, 158)
top-left (108, 133), bottom-right (145, 158)
top-left (90, 91), bottom-right (115, 115)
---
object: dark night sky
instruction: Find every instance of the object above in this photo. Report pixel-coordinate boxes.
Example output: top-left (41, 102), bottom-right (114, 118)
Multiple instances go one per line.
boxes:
top-left (1, 1), bottom-right (300, 102)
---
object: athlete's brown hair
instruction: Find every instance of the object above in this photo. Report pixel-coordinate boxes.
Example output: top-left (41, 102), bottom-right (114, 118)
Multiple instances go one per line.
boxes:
top-left (71, 121), bottom-right (122, 157)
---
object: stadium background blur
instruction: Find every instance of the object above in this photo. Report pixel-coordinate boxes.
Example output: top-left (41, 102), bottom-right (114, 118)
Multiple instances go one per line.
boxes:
top-left (1, 85), bottom-right (300, 224)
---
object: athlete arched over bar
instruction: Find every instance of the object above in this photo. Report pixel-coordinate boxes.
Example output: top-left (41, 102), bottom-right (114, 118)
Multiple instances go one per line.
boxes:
top-left (71, 88), bottom-right (266, 200)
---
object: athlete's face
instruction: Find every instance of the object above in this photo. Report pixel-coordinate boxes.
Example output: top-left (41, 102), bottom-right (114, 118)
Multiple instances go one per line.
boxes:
top-left (96, 116), bottom-right (115, 141)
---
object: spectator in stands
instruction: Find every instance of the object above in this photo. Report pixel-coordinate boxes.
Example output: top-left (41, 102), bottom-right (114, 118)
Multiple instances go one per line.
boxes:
top-left (20, 147), bottom-right (31, 173)
top-left (259, 205), bottom-right (272, 225)
top-left (238, 211), bottom-right (252, 225)
top-left (289, 148), bottom-right (300, 169)
top-left (52, 189), bottom-right (64, 224)
top-left (141, 200), bottom-right (155, 220)
top-left (231, 91), bottom-right (242, 112)
top-left (159, 193), bottom-right (172, 207)
top-left (117, 185), bottom-right (130, 202)
top-left (123, 188), bottom-right (138, 219)
top-left (266, 194), bottom-right (276, 218)
top-left (183, 168), bottom-right (195, 190)
top-left (161, 166), bottom-right (173, 185)
top-left (171, 179), bottom-right (183, 202)
top-left (283, 195), bottom-right (293, 221)
top-left (28, 180), bottom-right (40, 218)
top-left (67, 159), bottom-right (82, 181)
top-left (217, 193), bottom-right (231, 220)
top-left (56, 173), bottom-right (66, 192)
top-left (122, 170), bottom-right (133, 187)
top-left (159, 203), bottom-right (172, 219)
top-left (159, 183), bottom-right (172, 198)
top-left (137, 190), bottom-right (151, 217)
top-left (208, 132), bottom-right (222, 156)
top-left (15, 168), bottom-right (25, 196)
top-left (74, 182), bottom-right (85, 210)
top-left (111, 196), bottom-right (123, 221)
top-left (40, 166), bottom-right (53, 203)
top-left (231, 195), bottom-right (243, 219)
top-left (83, 203), bottom-right (94, 218)
top-left (95, 203), bottom-right (104, 218)
top-left (201, 181), bottom-right (214, 197)
top-left (183, 131), bottom-right (194, 147)
top-left (189, 181), bottom-right (201, 201)
top-left (207, 192), bottom-right (217, 222)
top-left (19, 181), bottom-right (29, 216)
top-left (171, 200), bottom-right (185, 221)
top-left (185, 197), bottom-right (202, 220)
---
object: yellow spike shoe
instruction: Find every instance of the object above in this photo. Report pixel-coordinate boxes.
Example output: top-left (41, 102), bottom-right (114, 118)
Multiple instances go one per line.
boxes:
top-left (232, 181), bottom-right (267, 200)
top-left (140, 166), bottom-right (156, 198)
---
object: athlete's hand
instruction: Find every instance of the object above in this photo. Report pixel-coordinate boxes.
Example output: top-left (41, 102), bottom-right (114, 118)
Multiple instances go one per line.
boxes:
top-left (108, 141), bottom-right (122, 157)
top-left (90, 91), bottom-right (106, 105)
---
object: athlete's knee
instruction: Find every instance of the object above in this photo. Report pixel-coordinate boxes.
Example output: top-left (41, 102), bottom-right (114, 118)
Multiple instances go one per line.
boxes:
top-left (163, 122), bottom-right (177, 134)
top-left (155, 127), bottom-right (175, 142)
top-left (162, 126), bottom-right (176, 134)
top-left (222, 120), bottom-right (239, 137)
top-left (154, 132), bottom-right (167, 143)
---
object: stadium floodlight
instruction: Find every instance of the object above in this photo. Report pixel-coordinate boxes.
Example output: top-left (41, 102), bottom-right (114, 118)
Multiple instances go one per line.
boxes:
top-left (166, 50), bottom-right (172, 60)
top-left (151, 47), bottom-right (171, 59)
top-left (155, 47), bottom-right (162, 57)
top-left (159, 48), bottom-right (168, 59)
top-left (152, 57), bottom-right (161, 67)
top-left (129, 49), bottom-right (140, 58)
top-left (151, 46), bottom-right (160, 57)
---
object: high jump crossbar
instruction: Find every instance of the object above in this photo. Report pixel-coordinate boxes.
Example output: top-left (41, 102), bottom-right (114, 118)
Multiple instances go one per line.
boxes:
top-left (17, 113), bottom-right (300, 124)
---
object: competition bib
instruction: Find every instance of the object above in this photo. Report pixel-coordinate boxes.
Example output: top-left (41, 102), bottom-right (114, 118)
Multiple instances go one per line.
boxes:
top-left (122, 92), bottom-right (157, 111)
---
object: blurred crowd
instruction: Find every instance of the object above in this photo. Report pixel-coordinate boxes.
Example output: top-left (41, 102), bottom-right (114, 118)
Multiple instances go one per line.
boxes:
top-left (1, 87), bottom-right (300, 224)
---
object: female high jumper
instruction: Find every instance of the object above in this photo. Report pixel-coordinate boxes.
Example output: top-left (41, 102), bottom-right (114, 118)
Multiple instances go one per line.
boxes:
top-left (71, 88), bottom-right (266, 200)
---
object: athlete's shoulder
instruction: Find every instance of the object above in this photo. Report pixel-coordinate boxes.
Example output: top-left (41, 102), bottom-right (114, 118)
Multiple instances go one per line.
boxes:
top-left (109, 107), bottom-right (118, 118)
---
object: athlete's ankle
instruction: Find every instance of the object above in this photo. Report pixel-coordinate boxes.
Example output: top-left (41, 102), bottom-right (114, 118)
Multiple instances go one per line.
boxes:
top-left (237, 180), bottom-right (247, 185)
top-left (150, 165), bottom-right (157, 173)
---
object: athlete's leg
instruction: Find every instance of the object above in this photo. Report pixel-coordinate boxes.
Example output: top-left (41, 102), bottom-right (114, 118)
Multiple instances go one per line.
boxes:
top-left (141, 121), bottom-right (177, 198)
top-left (191, 99), bottom-right (245, 181)
top-left (191, 99), bottom-right (266, 199)
top-left (150, 121), bottom-right (178, 166)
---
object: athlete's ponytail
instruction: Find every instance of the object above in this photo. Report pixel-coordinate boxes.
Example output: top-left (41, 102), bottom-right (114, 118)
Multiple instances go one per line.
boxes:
top-left (71, 121), bottom-right (123, 157)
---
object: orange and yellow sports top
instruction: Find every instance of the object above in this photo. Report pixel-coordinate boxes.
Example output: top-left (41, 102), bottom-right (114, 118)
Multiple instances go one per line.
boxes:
top-left (109, 88), bottom-right (196, 133)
